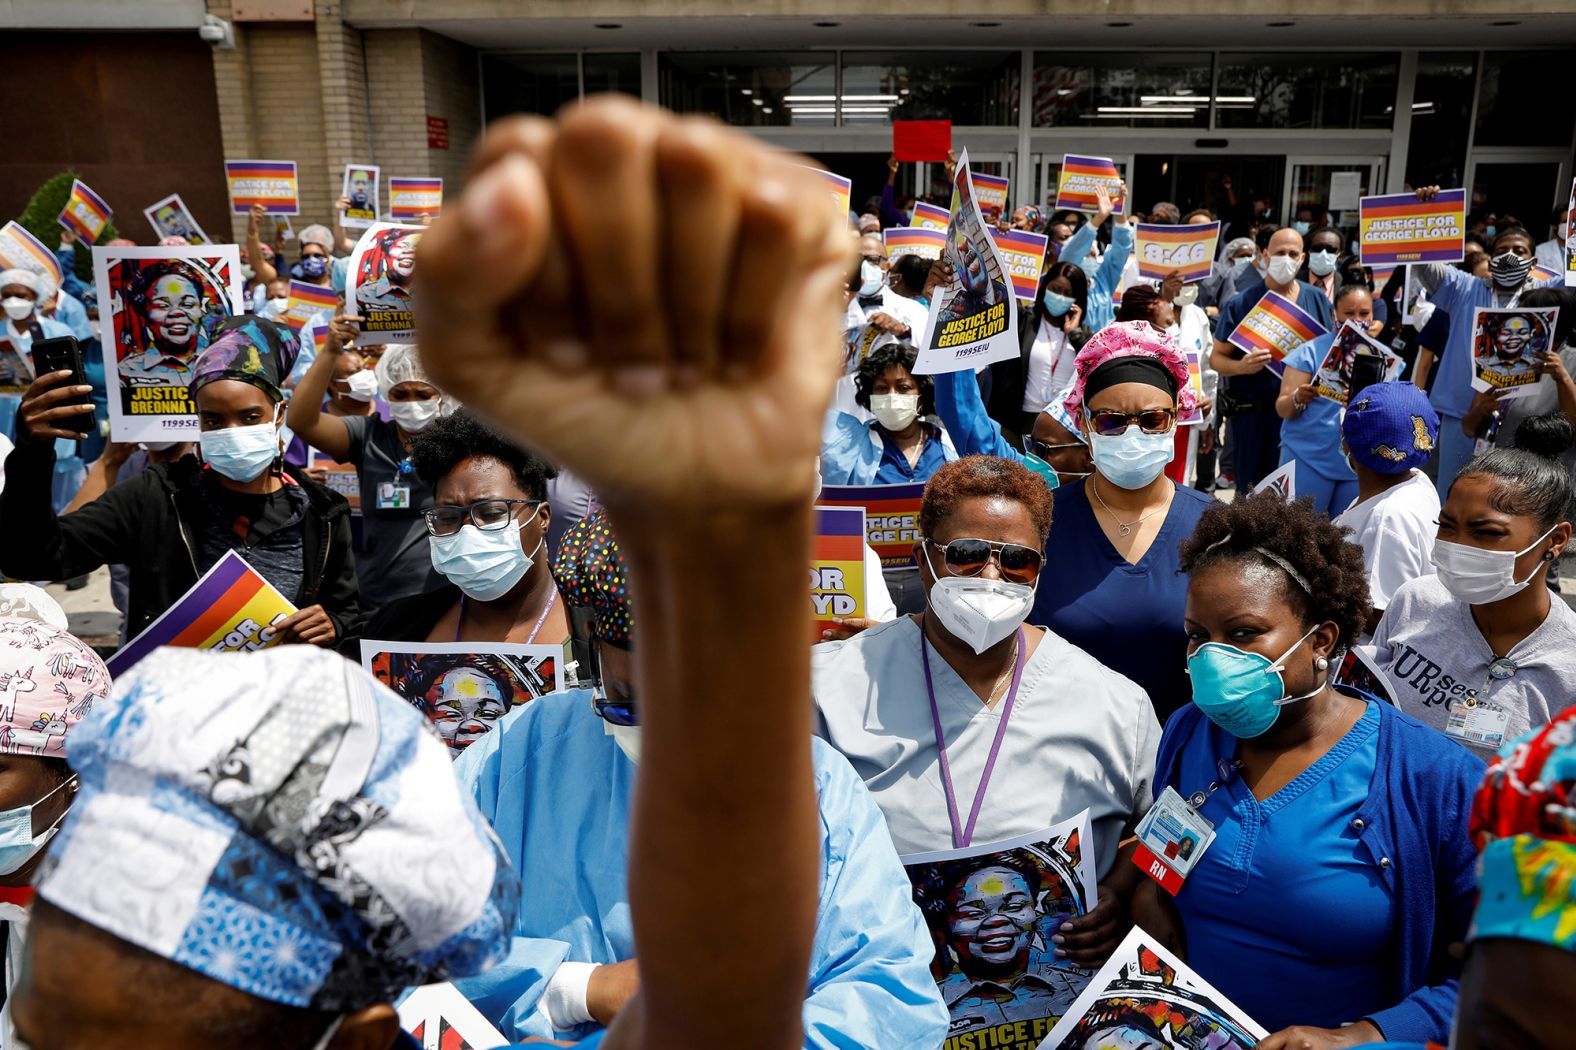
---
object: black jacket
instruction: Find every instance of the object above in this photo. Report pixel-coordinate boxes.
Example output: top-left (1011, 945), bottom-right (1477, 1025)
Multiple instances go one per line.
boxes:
top-left (337, 582), bottom-right (461, 659)
top-left (0, 445), bottom-right (361, 642)
top-left (983, 303), bottom-right (1092, 441)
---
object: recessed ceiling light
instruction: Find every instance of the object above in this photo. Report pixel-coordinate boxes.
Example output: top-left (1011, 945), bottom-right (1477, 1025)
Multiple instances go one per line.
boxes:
top-left (812, 21), bottom-right (839, 28)
top-left (971, 21), bottom-right (1002, 28)
top-left (740, 88), bottom-right (752, 95)
top-left (1106, 21), bottom-right (1134, 27)
top-left (1489, 19), bottom-right (1521, 25)
top-left (1266, 20), bottom-right (1295, 27)
top-left (593, 23), bottom-right (621, 29)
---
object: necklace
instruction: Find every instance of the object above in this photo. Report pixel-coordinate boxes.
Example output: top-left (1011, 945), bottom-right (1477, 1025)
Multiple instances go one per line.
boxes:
top-left (982, 633), bottom-right (1021, 706)
top-left (1091, 475), bottom-right (1172, 537)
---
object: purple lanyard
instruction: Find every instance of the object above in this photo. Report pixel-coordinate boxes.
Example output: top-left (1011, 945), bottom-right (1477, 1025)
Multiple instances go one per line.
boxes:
top-left (921, 621), bottom-right (1028, 849)
top-left (455, 588), bottom-right (557, 643)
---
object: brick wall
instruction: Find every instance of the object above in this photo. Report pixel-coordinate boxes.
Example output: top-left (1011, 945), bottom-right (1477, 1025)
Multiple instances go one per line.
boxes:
top-left (363, 29), bottom-right (433, 191)
top-left (420, 30), bottom-right (481, 194)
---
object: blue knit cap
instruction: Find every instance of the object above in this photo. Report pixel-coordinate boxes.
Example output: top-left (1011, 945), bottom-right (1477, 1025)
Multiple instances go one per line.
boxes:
top-left (1341, 381), bottom-right (1440, 474)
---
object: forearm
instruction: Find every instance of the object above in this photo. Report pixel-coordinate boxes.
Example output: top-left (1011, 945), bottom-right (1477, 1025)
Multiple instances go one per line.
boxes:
top-left (1210, 342), bottom-right (1242, 376)
top-left (933, 368), bottom-right (1019, 461)
top-left (334, 210), bottom-right (355, 255)
top-left (1553, 369), bottom-right (1576, 427)
top-left (250, 232), bottom-right (278, 284)
top-left (1412, 349), bottom-right (1434, 390)
top-left (1275, 368), bottom-right (1312, 421)
top-left (1059, 222), bottom-right (1097, 270)
top-left (612, 507), bottom-right (818, 1050)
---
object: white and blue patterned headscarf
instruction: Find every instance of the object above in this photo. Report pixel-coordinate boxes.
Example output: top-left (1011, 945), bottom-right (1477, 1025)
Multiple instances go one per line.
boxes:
top-left (36, 647), bottom-right (518, 1011)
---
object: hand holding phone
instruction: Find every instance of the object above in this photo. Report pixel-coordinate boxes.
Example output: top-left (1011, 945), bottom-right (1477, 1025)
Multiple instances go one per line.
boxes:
top-left (28, 337), bottom-right (93, 438)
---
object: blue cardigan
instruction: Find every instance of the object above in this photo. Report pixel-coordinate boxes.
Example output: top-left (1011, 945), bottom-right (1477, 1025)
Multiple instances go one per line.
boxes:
top-left (1154, 692), bottom-right (1484, 1044)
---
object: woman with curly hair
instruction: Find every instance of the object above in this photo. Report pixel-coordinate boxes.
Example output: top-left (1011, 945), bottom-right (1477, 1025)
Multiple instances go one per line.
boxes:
top-left (1139, 491), bottom-right (1485, 1049)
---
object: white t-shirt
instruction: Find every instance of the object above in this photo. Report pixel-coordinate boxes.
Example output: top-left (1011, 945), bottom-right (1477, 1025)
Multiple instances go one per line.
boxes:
top-left (1023, 317), bottom-right (1074, 413)
top-left (1334, 470), bottom-right (1440, 613)
top-left (811, 617), bottom-right (1159, 876)
top-left (1372, 574), bottom-right (1576, 756)
top-left (864, 543), bottom-right (897, 622)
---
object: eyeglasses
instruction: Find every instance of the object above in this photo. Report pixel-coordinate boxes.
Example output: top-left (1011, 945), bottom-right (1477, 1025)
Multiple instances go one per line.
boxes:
top-left (592, 688), bottom-right (638, 727)
top-left (1085, 408), bottom-right (1176, 438)
top-left (926, 538), bottom-right (1044, 585)
top-left (1023, 435), bottom-right (1085, 460)
top-left (423, 498), bottom-right (540, 537)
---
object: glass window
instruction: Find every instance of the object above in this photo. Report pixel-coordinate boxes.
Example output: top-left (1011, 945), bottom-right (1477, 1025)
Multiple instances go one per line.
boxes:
top-left (1215, 53), bottom-right (1398, 129)
top-left (1404, 52), bottom-right (1476, 190)
top-left (482, 53), bottom-right (581, 121)
top-left (584, 53), bottom-right (641, 98)
top-left (1474, 51), bottom-right (1576, 147)
top-left (659, 51), bottom-right (835, 127)
top-left (838, 51), bottom-right (1019, 126)
top-left (1031, 53), bottom-right (1212, 128)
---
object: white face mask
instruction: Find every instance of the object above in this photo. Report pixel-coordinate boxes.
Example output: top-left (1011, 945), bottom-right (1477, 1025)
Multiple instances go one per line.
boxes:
top-left (389, 398), bottom-right (442, 433)
top-left (870, 392), bottom-right (920, 431)
top-left (344, 370), bottom-right (379, 402)
top-left (859, 260), bottom-right (885, 298)
top-left (604, 719), bottom-right (641, 764)
top-left (429, 513), bottom-right (542, 602)
top-left (1172, 283), bottom-right (1198, 308)
top-left (1431, 525), bottom-right (1558, 605)
top-left (2, 297), bottom-right (34, 321)
top-left (926, 573), bottom-right (1037, 655)
top-left (1266, 255), bottom-right (1300, 285)
top-left (199, 408), bottom-right (282, 483)
top-left (1307, 249), bottom-right (1339, 277)
top-left (0, 774), bottom-right (75, 876)
top-left (267, 297), bottom-right (289, 313)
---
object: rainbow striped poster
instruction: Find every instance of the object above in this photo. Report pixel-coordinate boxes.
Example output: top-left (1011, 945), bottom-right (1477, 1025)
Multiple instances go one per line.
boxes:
top-left (817, 482), bottom-right (926, 569)
top-left (990, 228), bottom-right (1049, 301)
top-left (911, 200), bottom-right (949, 231)
top-left (1054, 155), bottom-right (1125, 216)
top-left (1226, 291), bottom-right (1328, 374)
top-left (804, 167), bottom-right (852, 219)
top-left (1359, 189), bottom-right (1464, 267)
top-left (224, 159), bottom-right (299, 214)
top-left (58, 179), bottom-right (114, 243)
top-left (1135, 221), bottom-right (1221, 282)
top-left (0, 221), bottom-right (63, 288)
top-left (106, 551), bottom-right (298, 677)
top-left (969, 171), bottom-right (1010, 224)
top-left (283, 279), bottom-right (339, 330)
top-left (884, 226), bottom-right (947, 260)
top-left (389, 177), bottom-right (444, 221)
top-left (811, 506), bottom-right (867, 639)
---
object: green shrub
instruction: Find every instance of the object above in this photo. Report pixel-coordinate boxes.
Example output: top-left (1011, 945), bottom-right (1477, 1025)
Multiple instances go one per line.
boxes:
top-left (15, 171), bottom-right (120, 286)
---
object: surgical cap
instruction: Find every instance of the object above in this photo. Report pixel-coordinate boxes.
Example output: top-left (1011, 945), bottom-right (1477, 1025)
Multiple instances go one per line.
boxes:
top-left (0, 269), bottom-right (39, 295)
top-left (552, 510), bottom-right (632, 646)
top-left (190, 316), bottom-right (302, 403)
top-left (374, 344), bottom-right (431, 399)
top-left (0, 615), bottom-right (109, 758)
top-left (300, 224), bottom-right (335, 251)
top-left (1062, 320), bottom-right (1199, 424)
top-left (1224, 236), bottom-right (1255, 258)
top-left (0, 583), bottom-right (67, 629)
top-left (38, 647), bottom-right (518, 1011)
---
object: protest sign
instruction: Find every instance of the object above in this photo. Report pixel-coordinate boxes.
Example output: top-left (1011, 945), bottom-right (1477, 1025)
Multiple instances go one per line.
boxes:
top-left (912, 200), bottom-right (950, 231)
top-left (106, 551), bottom-right (297, 677)
top-left (341, 163), bottom-right (381, 229)
top-left (1567, 178), bottom-right (1576, 286)
top-left (817, 481), bottom-right (925, 569)
top-left (1470, 305), bottom-right (1560, 399)
top-left (1401, 267), bottom-right (1429, 327)
top-left (398, 983), bottom-right (509, 1050)
top-left (0, 338), bottom-right (34, 396)
top-left (803, 166), bottom-right (852, 219)
top-left (1135, 221), bottom-right (1221, 283)
top-left (905, 812), bottom-right (1097, 1049)
top-left (300, 311), bottom-right (331, 359)
top-left (914, 150), bottom-right (1019, 375)
top-left (811, 506), bottom-right (867, 639)
top-left (362, 640), bottom-right (564, 755)
top-left (1253, 460), bottom-right (1296, 500)
top-left (348, 223), bottom-right (422, 340)
top-left (970, 171), bottom-right (1010, 225)
top-left (388, 177), bottom-right (443, 222)
top-left (843, 316), bottom-right (898, 376)
top-left (1178, 347), bottom-right (1205, 426)
top-left (0, 221), bottom-right (62, 289)
top-left (1335, 645), bottom-right (1399, 705)
top-left (1532, 263), bottom-right (1562, 283)
top-left (990, 228), bottom-right (1049, 302)
top-left (1225, 290), bottom-right (1327, 376)
top-left (884, 226), bottom-right (947, 260)
top-left (142, 193), bottom-right (210, 245)
top-left (94, 243), bottom-right (242, 442)
top-left (1359, 188), bottom-right (1465, 267)
top-left (1036, 927), bottom-right (1267, 1050)
top-left (1311, 321), bottom-right (1403, 405)
top-left (1053, 155), bottom-right (1125, 217)
top-left (58, 178), bottom-right (113, 244)
top-left (307, 446), bottom-right (360, 510)
top-left (224, 159), bottom-right (298, 215)
top-left (282, 279), bottom-right (338, 330)
top-left (893, 119), bottom-right (951, 162)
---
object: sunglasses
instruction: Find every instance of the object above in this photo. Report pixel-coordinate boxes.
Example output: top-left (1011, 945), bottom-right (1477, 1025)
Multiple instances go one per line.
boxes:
top-left (592, 688), bottom-right (638, 728)
top-left (1085, 408), bottom-right (1176, 438)
top-left (1023, 435), bottom-right (1085, 460)
top-left (926, 538), bottom-right (1044, 585)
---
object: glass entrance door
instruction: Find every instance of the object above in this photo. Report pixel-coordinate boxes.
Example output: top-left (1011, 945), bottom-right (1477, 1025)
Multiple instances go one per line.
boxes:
top-left (1284, 156), bottom-right (1386, 232)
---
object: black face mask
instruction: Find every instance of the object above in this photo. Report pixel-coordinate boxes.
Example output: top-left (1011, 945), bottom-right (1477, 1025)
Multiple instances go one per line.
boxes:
top-left (1489, 251), bottom-right (1533, 288)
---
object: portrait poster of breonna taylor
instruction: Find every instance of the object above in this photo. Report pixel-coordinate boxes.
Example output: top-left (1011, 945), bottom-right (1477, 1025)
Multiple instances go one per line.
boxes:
top-left (348, 222), bottom-right (423, 341)
top-left (1470, 305), bottom-right (1560, 400)
top-left (92, 243), bottom-right (241, 442)
top-left (903, 810), bottom-right (1097, 1050)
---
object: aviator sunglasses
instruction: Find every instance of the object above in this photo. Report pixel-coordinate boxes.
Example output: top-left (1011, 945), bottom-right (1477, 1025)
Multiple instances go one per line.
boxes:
top-left (925, 538), bottom-right (1044, 585)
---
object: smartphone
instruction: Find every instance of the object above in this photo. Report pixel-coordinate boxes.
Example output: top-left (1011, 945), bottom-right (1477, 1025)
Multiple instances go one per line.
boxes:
top-left (1349, 352), bottom-right (1389, 400)
top-left (31, 336), bottom-right (94, 437)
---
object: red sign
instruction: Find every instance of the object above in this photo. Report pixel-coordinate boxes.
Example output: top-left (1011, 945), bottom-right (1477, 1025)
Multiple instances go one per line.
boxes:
top-left (426, 116), bottom-right (449, 150)
top-left (892, 120), bottom-right (951, 163)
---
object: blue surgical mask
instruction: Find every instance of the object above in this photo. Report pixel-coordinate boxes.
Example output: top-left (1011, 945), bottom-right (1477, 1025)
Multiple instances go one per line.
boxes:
top-left (296, 254), bottom-right (328, 279)
top-left (429, 506), bottom-right (543, 601)
top-left (1086, 421), bottom-right (1175, 490)
top-left (0, 774), bottom-right (75, 876)
top-left (1022, 451), bottom-right (1060, 491)
top-left (1308, 249), bottom-right (1339, 277)
top-left (1186, 624), bottom-right (1323, 738)
top-left (199, 407), bottom-right (282, 483)
top-left (1292, 221), bottom-right (1311, 236)
top-left (1042, 290), bottom-right (1075, 318)
top-left (1484, 225), bottom-right (1497, 238)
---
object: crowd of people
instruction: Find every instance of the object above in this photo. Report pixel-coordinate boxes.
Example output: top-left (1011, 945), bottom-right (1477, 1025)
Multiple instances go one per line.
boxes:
top-left (0, 96), bottom-right (1571, 1050)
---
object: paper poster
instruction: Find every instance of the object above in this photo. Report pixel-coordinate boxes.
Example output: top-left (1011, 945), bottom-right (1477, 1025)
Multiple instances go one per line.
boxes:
top-left (1335, 645), bottom-right (1398, 705)
top-left (388, 177), bottom-right (443, 222)
top-left (991, 228), bottom-right (1050, 302)
top-left (224, 159), bottom-right (298, 215)
top-left (307, 446), bottom-right (360, 510)
top-left (0, 337), bottom-right (34, 396)
top-left (106, 551), bottom-right (297, 677)
top-left (1135, 221), bottom-right (1221, 283)
top-left (893, 119), bottom-right (951, 163)
top-left (817, 481), bottom-right (925, 569)
top-left (904, 812), bottom-right (1098, 1048)
top-left (1359, 188), bottom-right (1465, 267)
top-left (1054, 155), bottom-right (1125, 217)
top-left (93, 243), bottom-right (242, 442)
top-left (361, 640), bottom-right (564, 755)
top-left (885, 226), bottom-right (947, 260)
top-left (1328, 171), bottom-right (1363, 213)
top-left (805, 167), bottom-right (853, 219)
top-left (398, 983), bottom-right (509, 1050)
top-left (348, 223), bottom-right (422, 341)
top-left (142, 193), bottom-right (211, 245)
top-left (1470, 305), bottom-right (1560, 399)
top-left (1566, 178), bottom-right (1576, 287)
top-left (1312, 321), bottom-right (1403, 405)
top-left (912, 200), bottom-right (950, 231)
top-left (0, 221), bottom-right (63, 288)
top-left (811, 506), bottom-right (867, 639)
top-left (275, 215), bottom-right (295, 242)
top-left (282, 279), bottom-right (338, 331)
top-left (970, 171), bottom-right (1010, 225)
top-left (341, 163), bottom-right (381, 229)
top-left (1532, 263), bottom-right (1562, 283)
top-left (1401, 267), bottom-right (1428, 327)
top-left (844, 314), bottom-right (897, 376)
top-left (1178, 347), bottom-right (1205, 427)
top-left (1253, 460), bottom-right (1296, 500)
top-left (1036, 927), bottom-right (1267, 1050)
top-left (914, 150), bottom-right (1019, 375)
top-left (1225, 291), bottom-right (1327, 376)
top-left (58, 178), bottom-right (113, 244)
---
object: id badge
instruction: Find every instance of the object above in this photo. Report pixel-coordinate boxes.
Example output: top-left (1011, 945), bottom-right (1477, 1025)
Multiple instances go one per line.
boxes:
top-left (1132, 786), bottom-right (1217, 895)
top-left (376, 482), bottom-right (411, 510)
top-left (1446, 697), bottom-right (1510, 749)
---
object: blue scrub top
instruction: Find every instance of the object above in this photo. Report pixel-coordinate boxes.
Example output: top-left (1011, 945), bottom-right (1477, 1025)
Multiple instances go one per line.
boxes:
top-left (1214, 281), bottom-right (1336, 401)
top-left (872, 421), bottom-right (947, 484)
top-left (1031, 478), bottom-right (1214, 721)
top-left (1280, 334), bottom-right (1357, 483)
top-left (1170, 699), bottom-right (1397, 1033)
